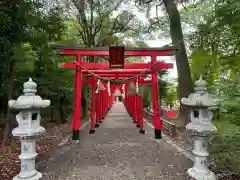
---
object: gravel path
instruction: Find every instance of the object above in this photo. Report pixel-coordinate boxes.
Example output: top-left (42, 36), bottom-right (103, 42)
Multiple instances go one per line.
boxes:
top-left (37, 102), bottom-right (192, 180)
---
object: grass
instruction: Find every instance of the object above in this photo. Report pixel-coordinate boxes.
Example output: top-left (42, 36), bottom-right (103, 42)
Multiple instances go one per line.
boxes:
top-left (209, 119), bottom-right (240, 179)
top-left (213, 119), bottom-right (240, 134)
top-left (164, 115), bottom-right (240, 133)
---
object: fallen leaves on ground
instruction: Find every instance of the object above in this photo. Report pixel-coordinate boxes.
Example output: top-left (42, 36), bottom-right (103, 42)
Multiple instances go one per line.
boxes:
top-left (0, 122), bottom-right (71, 180)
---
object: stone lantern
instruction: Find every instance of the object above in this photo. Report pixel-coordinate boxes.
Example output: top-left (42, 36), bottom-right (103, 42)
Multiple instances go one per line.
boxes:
top-left (181, 76), bottom-right (220, 180)
top-left (126, 82), bottom-right (137, 96)
top-left (114, 88), bottom-right (122, 102)
top-left (9, 78), bottom-right (50, 180)
top-left (98, 81), bottom-right (105, 91)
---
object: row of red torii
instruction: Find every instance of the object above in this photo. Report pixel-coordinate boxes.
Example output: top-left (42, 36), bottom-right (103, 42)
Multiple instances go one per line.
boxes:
top-left (56, 45), bottom-right (178, 140)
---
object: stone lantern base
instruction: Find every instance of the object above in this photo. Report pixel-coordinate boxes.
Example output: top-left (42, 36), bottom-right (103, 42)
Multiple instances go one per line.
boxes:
top-left (188, 167), bottom-right (216, 180)
top-left (13, 171), bottom-right (42, 180)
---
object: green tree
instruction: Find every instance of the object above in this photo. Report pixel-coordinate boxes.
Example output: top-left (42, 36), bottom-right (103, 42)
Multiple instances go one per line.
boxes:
top-left (163, 84), bottom-right (178, 108)
top-left (137, 0), bottom-right (194, 124)
top-left (183, 0), bottom-right (240, 176)
top-left (58, 0), bottom-right (148, 117)
top-left (0, 0), bottom-right (43, 149)
top-left (0, 1), bottom-right (70, 150)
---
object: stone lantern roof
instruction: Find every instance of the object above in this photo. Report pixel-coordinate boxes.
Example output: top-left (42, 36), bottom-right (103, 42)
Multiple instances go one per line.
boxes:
top-left (114, 88), bottom-right (122, 96)
top-left (8, 78), bottom-right (51, 110)
top-left (126, 82), bottom-right (138, 95)
top-left (98, 81), bottom-right (105, 91)
top-left (181, 76), bottom-right (219, 108)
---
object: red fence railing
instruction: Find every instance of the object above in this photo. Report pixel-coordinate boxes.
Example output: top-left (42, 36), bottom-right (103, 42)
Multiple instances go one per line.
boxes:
top-left (143, 109), bottom-right (177, 138)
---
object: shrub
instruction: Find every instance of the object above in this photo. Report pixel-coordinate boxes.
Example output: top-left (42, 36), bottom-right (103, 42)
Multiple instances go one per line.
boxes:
top-left (222, 101), bottom-right (240, 126)
top-left (209, 128), bottom-right (240, 176)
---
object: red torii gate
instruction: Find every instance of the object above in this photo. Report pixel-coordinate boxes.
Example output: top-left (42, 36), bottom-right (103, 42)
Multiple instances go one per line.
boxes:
top-left (56, 45), bottom-right (177, 140)
top-left (83, 75), bottom-right (152, 133)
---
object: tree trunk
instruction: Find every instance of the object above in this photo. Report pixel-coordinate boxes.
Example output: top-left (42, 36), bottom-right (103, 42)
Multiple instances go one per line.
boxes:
top-left (0, 71), bottom-right (3, 117)
top-left (82, 91), bottom-right (88, 118)
top-left (163, 0), bottom-right (193, 125)
top-left (50, 106), bottom-right (55, 122)
top-left (59, 96), bottom-right (67, 123)
top-left (1, 62), bottom-right (14, 149)
top-left (81, 77), bottom-right (90, 119)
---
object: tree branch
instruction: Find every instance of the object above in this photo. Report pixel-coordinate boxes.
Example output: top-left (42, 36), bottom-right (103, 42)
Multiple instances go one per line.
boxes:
top-left (78, 29), bottom-right (88, 45)
top-left (89, 0), bottom-right (94, 36)
top-left (110, 11), bottom-right (135, 34)
top-left (92, 10), bottom-right (104, 37)
top-left (107, 0), bottom-right (124, 14)
top-left (71, 0), bottom-right (92, 46)
top-left (156, 2), bottom-right (165, 26)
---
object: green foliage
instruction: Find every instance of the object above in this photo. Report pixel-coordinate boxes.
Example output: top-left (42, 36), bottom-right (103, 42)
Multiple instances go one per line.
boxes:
top-left (65, 0), bottom-right (147, 48)
top-left (163, 84), bottom-right (178, 107)
top-left (210, 132), bottom-right (240, 175)
top-left (0, 0), bottom-right (160, 123)
top-left (142, 85), bottom-right (152, 108)
top-left (221, 100), bottom-right (240, 126)
top-left (0, 1), bottom-right (40, 68)
top-left (0, 1), bottom-right (74, 122)
top-left (209, 121), bottom-right (240, 176)
top-left (141, 77), bottom-right (169, 109)
top-left (183, 0), bottom-right (240, 176)
top-left (185, 0), bottom-right (240, 123)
